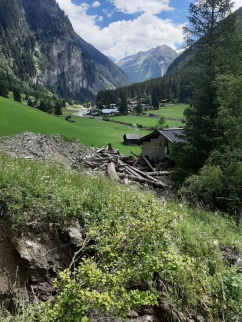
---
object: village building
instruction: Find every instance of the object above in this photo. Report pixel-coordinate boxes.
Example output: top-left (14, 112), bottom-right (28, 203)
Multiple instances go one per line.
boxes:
top-left (160, 99), bottom-right (171, 105)
top-left (137, 128), bottom-right (184, 162)
top-left (102, 108), bottom-right (119, 115)
top-left (123, 134), bottom-right (142, 146)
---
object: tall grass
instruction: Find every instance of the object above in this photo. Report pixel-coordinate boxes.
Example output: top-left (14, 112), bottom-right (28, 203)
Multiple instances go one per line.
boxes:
top-left (0, 153), bottom-right (242, 320)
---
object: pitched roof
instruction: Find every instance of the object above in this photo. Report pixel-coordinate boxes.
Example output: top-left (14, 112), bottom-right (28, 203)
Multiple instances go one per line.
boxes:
top-left (137, 128), bottom-right (184, 144)
top-left (102, 108), bottom-right (118, 114)
top-left (159, 128), bottom-right (184, 143)
top-left (124, 134), bottom-right (142, 140)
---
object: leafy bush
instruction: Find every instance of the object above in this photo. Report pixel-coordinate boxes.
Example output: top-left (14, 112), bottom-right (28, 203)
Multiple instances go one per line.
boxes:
top-left (179, 164), bottom-right (224, 209)
top-left (179, 152), bottom-right (242, 218)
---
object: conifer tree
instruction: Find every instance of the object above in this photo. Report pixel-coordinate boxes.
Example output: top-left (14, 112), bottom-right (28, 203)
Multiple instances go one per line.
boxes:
top-left (119, 91), bottom-right (128, 114)
top-left (13, 87), bottom-right (21, 102)
top-left (172, 1), bottom-right (242, 217)
top-left (172, 0), bottom-right (236, 181)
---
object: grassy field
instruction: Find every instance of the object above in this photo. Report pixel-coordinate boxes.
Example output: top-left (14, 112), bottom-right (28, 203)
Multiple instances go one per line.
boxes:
top-left (111, 115), bottom-right (184, 128)
top-left (154, 103), bottom-right (188, 118)
top-left (111, 103), bottom-right (188, 128)
top-left (0, 97), bottom-right (149, 155)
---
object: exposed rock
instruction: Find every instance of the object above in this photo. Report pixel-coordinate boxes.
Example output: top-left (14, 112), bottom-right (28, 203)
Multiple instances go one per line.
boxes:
top-left (65, 220), bottom-right (83, 245)
top-left (221, 245), bottom-right (242, 271)
top-left (127, 310), bottom-right (139, 318)
top-left (0, 225), bottom-right (28, 301)
top-left (116, 45), bottom-right (178, 83)
top-left (140, 316), bottom-right (157, 322)
top-left (0, 218), bottom-right (92, 308)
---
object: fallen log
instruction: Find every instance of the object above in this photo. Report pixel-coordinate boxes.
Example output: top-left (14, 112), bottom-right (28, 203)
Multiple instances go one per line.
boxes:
top-left (126, 164), bottom-right (160, 182)
top-left (106, 143), bottom-right (113, 151)
top-left (107, 162), bottom-right (120, 181)
top-left (144, 171), bottom-right (171, 176)
top-left (80, 158), bottom-right (95, 168)
top-left (124, 167), bottom-right (143, 179)
top-left (131, 151), bottom-right (140, 158)
top-left (143, 156), bottom-right (155, 172)
top-left (99, 152), bottom-right (119, 158)
top-left (96, 147), bottom-right (106, 153)
top-left (87, 157), bottom-right (114, 162)
top-left (117, 159), bottom-right (157, 182)
top-left (117, 173), bottom-right (168, 188)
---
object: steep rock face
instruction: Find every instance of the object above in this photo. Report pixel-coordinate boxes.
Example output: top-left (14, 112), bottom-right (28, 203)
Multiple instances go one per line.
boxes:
top-left (0, 0), bottom-right (128, 101)
top-left (116, 45), bottom-right (178, 83)
top-left (39, 38), bottom-right (98, 98)
top-left (20, 0), bottom-right (98, 100)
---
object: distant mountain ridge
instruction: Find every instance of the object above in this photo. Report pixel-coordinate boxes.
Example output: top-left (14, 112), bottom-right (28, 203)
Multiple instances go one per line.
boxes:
top-left (116, 45), bottom-right (178, 83)
top-left (0, 0), bottom-right (128, 102)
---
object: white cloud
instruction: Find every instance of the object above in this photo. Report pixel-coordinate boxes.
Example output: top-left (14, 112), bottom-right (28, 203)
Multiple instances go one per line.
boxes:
top-left (107, 0), bottom-right (173, 15)
top-left (103, 8), bottom-right (114, 18)
top-left (92, 1), bottom-right (101, 8)
top-left (56, 0), bottom-right (242, 62)
top-left (96, 16), bottom-right (103, 22)
top-left (57, 0), bottom-right (101, 38)
top-left (56, 0), bottom-right (186, 61)
top-left (100, 14), bottom-right (184, 61)
top-left (233, 0), bottom-right (242, 10)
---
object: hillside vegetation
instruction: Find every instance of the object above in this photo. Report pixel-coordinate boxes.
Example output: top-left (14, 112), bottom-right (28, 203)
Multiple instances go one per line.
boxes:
top-left (0, 152), bottom-right (241, 321)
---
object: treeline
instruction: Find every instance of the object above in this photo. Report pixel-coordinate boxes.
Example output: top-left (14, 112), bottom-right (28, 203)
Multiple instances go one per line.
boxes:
top-left (96, 66), bottom-right (191, 109)
top-left (0, 77), bottom-right (65, 116)
top-left (27, 96), bottom-right (65, 116)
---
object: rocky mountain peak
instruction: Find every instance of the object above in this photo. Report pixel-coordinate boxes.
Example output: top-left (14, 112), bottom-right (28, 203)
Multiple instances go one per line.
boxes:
top-left (116, 44), bottom-right (178, 83)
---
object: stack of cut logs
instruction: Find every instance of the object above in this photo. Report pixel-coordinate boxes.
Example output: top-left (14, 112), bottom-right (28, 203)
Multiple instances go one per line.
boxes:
top-left (79, 144), bottom-right (170, 189)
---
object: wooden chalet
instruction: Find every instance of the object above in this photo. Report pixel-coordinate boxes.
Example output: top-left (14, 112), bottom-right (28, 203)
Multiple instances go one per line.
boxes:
top-left (123, 134), bottom-right (142, 146)
top-left (137, 128), bottom-right (184, 162)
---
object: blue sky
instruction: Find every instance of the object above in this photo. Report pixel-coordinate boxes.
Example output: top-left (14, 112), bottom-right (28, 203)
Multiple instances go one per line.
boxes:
top-left (57, 0), bottom-right (242, 61)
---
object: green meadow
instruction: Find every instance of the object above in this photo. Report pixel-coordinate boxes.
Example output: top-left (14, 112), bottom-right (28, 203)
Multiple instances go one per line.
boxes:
top-left (154, 103), bottom-right (188, 118)
top-left (0, 97), bottom-right (149, 155)
top-left (111, 103), bottom-right (188, 128)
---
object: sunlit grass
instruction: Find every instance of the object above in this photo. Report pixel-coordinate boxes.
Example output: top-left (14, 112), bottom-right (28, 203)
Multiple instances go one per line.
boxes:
top-left (0, 97), bottom-right (149, 155)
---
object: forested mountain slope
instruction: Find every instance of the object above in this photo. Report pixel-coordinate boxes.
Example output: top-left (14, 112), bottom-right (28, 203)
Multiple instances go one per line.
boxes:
top-left (166, 6), bottom-right (242, 99)
top-left (0, 0), bottom-right (128, 102)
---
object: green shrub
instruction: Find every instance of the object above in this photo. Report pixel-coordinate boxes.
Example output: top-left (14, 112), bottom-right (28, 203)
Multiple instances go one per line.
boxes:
top-left (179, 164), bottom-right (224, 209)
